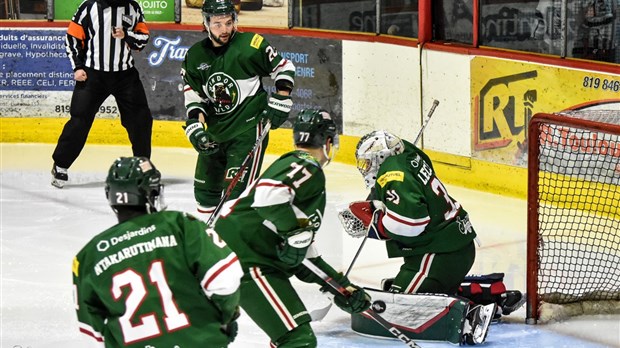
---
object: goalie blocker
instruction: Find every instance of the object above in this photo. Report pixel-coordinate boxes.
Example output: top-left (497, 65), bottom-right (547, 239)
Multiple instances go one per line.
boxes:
top-left (351, 288), bottom-right (496, 345)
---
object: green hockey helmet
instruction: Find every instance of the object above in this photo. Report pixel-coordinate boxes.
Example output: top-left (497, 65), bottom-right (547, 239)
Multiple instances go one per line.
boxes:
top-left (105, 156), bottom-right (163, 213)
top-left (293, 109), bottom-right (339, 165)
top-left (202, 0), bottom-right (237, 23)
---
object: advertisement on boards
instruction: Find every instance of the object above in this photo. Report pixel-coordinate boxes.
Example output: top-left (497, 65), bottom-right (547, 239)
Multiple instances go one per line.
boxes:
top-left (0, 29), bottom-right (76, 117)
top-left (136, 30), bottom-right (343, 127)
top-left (0, 28), bottom-right (343, 129)
top-left (471, 56), bottom-right (620, 167)
top-left (54, 0), bottom-right (176, 22)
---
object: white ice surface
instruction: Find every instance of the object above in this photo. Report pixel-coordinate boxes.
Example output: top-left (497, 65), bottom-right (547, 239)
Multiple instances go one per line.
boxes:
top-left (1, 143), bottom-right (619, 348)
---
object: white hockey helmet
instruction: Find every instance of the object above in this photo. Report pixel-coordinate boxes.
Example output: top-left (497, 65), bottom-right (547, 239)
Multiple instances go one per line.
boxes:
top-left (355, 130), bottom-right (404, 188)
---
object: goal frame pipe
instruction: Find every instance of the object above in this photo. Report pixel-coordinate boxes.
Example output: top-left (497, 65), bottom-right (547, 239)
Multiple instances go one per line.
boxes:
top-left (525, 112), bottom-right (620, 324)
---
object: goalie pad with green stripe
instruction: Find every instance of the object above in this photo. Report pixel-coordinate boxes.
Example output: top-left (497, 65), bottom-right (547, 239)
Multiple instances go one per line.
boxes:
top-left (351, 288), bottom-right (469, 344)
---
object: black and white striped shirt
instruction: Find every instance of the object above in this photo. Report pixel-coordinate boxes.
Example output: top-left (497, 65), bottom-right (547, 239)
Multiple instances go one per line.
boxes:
top-left (65, 0), bottom-right (150, 72)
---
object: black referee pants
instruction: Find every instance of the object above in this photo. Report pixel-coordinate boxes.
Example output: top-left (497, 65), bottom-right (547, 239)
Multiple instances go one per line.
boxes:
top-left (52, 67), bottom-right (153, 169)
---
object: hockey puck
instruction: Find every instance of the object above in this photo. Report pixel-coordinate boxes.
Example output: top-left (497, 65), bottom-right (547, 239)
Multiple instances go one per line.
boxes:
top-left (371, 300), bottom-right (386, 313)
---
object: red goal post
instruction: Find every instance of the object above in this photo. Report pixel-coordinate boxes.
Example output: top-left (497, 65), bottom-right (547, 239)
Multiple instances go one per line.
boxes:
top-left (526, 110), bottom-right (620, 324)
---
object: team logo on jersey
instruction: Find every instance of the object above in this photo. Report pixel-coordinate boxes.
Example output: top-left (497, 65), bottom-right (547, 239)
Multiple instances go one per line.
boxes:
top-left (377, 171), bottom-right (404, 187)
top-left (457, 214), bottom-right (473, 235)
top-left (386, 189), bottom-right (400, 204)
top-left (206, 72), bottom-right (240, 114)
top-left (410, 154), bottom-right (421, 168)
top-left (97, 240), bottom-right (110, 252)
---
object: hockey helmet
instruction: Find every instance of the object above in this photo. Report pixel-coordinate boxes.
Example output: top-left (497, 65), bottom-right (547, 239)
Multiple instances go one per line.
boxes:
top-left (293, 109), bottom-right (339, 165)
top-left (105, 156), bottom-right (163, 213)
top-left (202, 0), bottom-right (237, 24)
top-left (355, 130), bottom-right (404, 188)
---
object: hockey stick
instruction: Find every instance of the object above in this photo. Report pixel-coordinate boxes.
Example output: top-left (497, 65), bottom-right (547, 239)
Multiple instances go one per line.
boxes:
top-left (309, 234), bottom-right (365, 321)
top-left (302, 259), bottom-right (422, 348)
top-left (311, 100), bottom-right (441, 322)
top-left (205, 120), bottom-right (271, 228)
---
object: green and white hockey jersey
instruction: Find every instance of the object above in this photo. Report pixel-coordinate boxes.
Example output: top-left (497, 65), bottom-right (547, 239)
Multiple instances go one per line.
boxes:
top-left (216, 150), bottom-right (326, 274)
top-left (181, 31), bottom-right (295, 142)
top-left (72, 211), bottom-right (242, 347)
top-left (374, 140), bottom-right (476, 257)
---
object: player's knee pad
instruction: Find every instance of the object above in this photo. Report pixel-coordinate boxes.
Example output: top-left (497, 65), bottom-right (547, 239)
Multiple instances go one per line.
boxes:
top-left (273, 322), bottom-right (317, 348)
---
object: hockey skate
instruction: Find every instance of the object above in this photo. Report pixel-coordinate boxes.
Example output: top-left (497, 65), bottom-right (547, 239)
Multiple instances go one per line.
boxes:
top-left (51, 165), bottom-right (68, 188)
top-left (463, 303), bottom-right (497, 345)
top-left (500, 290), bottom-right (526, 316)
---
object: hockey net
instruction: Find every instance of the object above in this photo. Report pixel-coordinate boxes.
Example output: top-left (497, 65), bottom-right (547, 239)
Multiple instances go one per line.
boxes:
top-left (526, 109), bottom-right (620, 324)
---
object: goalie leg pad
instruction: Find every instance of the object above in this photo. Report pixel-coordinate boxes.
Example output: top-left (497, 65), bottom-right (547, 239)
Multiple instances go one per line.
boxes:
top-left (351, 288), bottom-right (469, 345)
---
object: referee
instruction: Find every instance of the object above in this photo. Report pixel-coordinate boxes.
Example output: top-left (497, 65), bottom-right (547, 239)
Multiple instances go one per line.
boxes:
top-left (51, 0), bottom-right (153, 188)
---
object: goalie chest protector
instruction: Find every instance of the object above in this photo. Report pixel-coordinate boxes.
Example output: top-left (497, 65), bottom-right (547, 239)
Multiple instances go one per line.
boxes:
top-left (351, 288), bottom-right (469, 344)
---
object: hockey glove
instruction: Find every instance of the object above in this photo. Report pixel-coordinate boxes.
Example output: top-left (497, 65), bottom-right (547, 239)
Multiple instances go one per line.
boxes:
top-left (220, 306), bottom-right (240, 344)
top-left (319, 274), bottom-right (370, 314)
top-left (348, 200), bottom-right (389, 240)
top-left (183, 119), bottom-right (219, 155)
top-left (277, 226), bottom-right (315, 267)
top-left (262, 94), bottom-right (292, 129)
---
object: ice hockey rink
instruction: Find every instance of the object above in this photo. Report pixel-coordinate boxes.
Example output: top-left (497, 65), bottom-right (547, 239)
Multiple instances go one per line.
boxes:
top-left (1, 143), bottom-right (619, 348)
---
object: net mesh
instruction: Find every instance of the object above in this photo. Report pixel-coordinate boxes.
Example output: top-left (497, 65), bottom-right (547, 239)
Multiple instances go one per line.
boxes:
top-left (535, 109), bottom-right (620, 305)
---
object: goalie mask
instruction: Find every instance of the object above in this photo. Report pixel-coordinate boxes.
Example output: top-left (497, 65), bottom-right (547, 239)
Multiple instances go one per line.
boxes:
top-left (355, 130), bottom-right (404, 188)
top-left (202, 0), bottom-right (237, 41)
top-left (105, 156), bottom-right (164, 214)
top-left (293, 109), bottom-right (340, 167)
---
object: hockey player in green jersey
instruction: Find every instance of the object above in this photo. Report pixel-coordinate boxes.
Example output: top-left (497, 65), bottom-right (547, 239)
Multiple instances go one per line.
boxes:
top-left (216, 109), bottom-right (372, 347)
top-left (181, 0), bottom-right (296, 219)
top-left (351, 130), bottom-right (478, 295)
top-left (340, 130), bottom-right (524, 344)
top-left (72, 157), bottom-right (243, 347)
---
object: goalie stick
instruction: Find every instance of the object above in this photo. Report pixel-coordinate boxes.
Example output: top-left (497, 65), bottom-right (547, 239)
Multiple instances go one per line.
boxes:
top-left (205, 120), bottom-right (271, 228)
top-left (302, 259), bottom-right (422, 348)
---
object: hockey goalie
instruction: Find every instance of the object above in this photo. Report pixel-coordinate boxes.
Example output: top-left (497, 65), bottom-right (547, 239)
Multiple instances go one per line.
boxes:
top-left (337, 130), bottom-right (525, 345)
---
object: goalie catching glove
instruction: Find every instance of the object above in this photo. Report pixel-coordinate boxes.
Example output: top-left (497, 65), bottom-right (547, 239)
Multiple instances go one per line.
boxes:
top-left (277, 223), bottom-right (315, 267)
top-left (183, 118), bottom-right (219, 155)
top-left (319, 273), bottom-right (371, 314)
top-left (339, 200), bottom-right (389, 240)
top-left (262, 94), bottom-right (292, 129)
